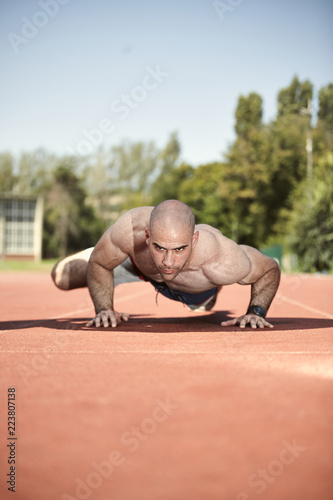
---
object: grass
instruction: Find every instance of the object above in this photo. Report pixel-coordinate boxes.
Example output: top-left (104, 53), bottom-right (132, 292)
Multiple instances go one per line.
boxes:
top-left (0, 259), bottom-right (57, 272)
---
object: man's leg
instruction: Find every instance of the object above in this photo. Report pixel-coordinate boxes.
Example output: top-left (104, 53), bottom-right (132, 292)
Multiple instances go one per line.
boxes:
top-left (52, 253), bottom-right (143, 291)
top-left (51, 248), bottom-right (94, 290)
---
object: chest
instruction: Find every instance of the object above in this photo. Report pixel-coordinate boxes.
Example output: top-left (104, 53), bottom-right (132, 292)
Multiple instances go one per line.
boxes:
top-left (131, 249), bottom-right (217, 293)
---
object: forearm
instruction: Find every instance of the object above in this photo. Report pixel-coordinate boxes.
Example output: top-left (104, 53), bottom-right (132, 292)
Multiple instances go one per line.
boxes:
top-left (247, 263), bottom-right (281, 314)
top-left (87, 260), bottom-right (115, 313)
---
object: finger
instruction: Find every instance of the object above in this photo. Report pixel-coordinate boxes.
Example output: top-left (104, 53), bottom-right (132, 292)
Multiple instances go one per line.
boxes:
top-left (239, 320), bottom-right (246, 328)
top-left (221, 318), bottom-right (238, 326)
top-left (95, 315), bottom-right (101, 327)
top-left (85, 319), bottom-right (94, 327)
top-left (102, 312), bottom-right (110, 328)
top-left (250, 317), bottom-right (258, 329)
top-left (121, 313), bottom-right (129, 322)
top-left (109, 312), bottom-right (117, 328)
top-left (253, 317), bottom-right (273, 329)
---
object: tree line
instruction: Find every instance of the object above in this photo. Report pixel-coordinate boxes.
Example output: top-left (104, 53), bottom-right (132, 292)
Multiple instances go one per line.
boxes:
top-left (0, 76), bottom-right (332, 271)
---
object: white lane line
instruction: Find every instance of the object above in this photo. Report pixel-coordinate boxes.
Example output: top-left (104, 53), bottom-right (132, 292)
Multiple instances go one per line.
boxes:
top-left (279, 295), bottom-right (333, 319)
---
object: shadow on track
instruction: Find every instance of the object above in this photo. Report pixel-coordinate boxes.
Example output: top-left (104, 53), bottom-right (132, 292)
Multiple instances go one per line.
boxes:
top-left (1, 314), bottom-right (333, 333)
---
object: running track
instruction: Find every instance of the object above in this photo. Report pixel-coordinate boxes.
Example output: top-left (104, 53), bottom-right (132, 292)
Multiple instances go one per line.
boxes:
top-left (0, 272), bottom-right (332, 500)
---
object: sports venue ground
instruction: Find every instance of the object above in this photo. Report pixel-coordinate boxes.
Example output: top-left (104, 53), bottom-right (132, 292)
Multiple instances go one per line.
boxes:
top-left (0, 271), bottom-right (332, 500)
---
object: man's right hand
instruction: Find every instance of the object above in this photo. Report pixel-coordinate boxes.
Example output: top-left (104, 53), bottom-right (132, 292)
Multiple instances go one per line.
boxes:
top-left (86, 309), bottom-right (130, 328)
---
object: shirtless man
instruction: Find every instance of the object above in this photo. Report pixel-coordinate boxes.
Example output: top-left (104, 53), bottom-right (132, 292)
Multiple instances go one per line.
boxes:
top-left (51, 200), bottom-right (281, 329)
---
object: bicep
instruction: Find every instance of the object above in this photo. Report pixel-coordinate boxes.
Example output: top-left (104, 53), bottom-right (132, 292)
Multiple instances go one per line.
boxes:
top-left (237, 245), bottom-right (278, 284)
top-left (205, 235), bottom-right (252, 285)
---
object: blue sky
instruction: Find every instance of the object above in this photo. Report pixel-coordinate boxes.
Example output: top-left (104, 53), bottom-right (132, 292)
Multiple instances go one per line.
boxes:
top-left (1, 0), bottom-right (332, 166)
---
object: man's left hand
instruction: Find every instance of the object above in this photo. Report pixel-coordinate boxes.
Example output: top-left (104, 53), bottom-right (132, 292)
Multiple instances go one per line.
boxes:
top-left (221, 314), bottom-right (274, 329)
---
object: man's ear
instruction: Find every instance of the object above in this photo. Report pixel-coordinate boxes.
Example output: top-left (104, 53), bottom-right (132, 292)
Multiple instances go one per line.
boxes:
top-left (145, 227), bottom-right (150, 245)
top-left (192, 230), bottom-right (199, 247)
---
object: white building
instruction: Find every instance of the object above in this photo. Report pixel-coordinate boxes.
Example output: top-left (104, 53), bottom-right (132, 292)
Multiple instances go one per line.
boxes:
top-left (0, 195), bottom-right (43, 261)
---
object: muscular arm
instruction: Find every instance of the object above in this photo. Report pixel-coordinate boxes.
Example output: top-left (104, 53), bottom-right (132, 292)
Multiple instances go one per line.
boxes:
top-left (86, 213), bottom-right (132, 327)
top-left (221, 244), bottom-right (281, 329)
top-left (238, 245), bottom-right (281, 312)
top-left (87, 254), bottom-right (117, 314)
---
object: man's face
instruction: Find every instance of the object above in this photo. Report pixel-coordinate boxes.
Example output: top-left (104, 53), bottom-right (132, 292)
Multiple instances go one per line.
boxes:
top-left (145, 223), bottom-right (199, 281)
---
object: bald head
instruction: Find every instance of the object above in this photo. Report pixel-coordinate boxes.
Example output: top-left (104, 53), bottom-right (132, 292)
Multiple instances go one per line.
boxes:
top-left (147, 201), bottom-right (198, 280)
top-left (150, 200), bottom-right (195, 235)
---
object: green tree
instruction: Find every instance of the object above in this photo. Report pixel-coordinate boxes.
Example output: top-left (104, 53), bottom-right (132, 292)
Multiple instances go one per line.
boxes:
top-left (318, 83), bottom-right (333, 131)
top-left (43, 160), bottom-right (104, 258)
top-left (82, 148), bottom-right (119, 225)
top-left (235, 92), bottom-right (263, 139)
top-left (277, 76), bottom-right (313, 116)
top-left (150, 132), bottom-right (187, 205)
top-left (287, 83), bottom-right (333, 271)
top-left (158, 131), bottom-right (181, 175)
top-left (111, 140), bottom-right (159, 194)
top-left (264, 113), bottom-right (309, 234)
top-left (15, 148), bottom-right (57, 195)
top-left (254, 77), bottom-right (315, 243)
top-left (220, 92), bottom-right (273, 245)
top-left (289, 173), bottom-right (333, 272)
top-left (0, 153), bottom-right (16, 192)
top-left (150, 163), bottom-right (193, 205)
top-left (83, 140), bottom-right (162, 217)
top-left (179, 162), bottom-right (227, 230)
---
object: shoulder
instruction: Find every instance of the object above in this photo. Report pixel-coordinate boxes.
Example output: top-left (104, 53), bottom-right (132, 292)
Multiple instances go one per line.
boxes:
top-left (128, 206), bottom-right (153, 230)
top-left (237, 245), bottom-right (280, 284)
top-left (91, 206), bottom-right (153, 268)
top-left (195, 225), bottom-right (251, 285)
top-left (196, 224), bottom-right (240, 253)
top-left (109, 206), bottom-right (153, 251)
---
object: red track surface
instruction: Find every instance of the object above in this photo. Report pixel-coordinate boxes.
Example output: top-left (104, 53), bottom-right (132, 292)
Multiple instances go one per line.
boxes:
top-left (1, 272), bottom-right (333, 500)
